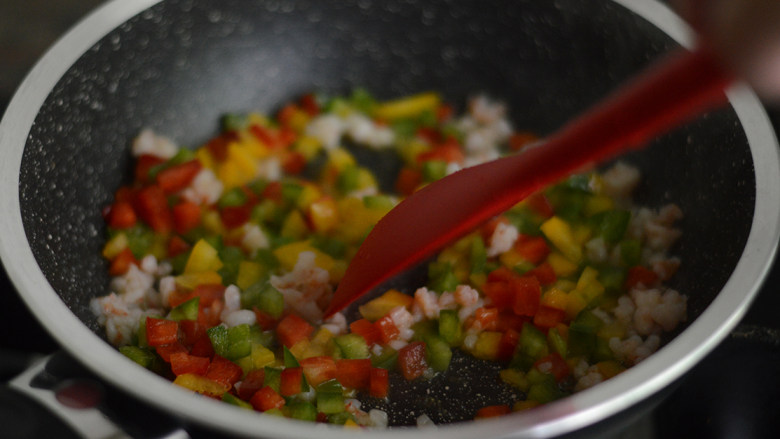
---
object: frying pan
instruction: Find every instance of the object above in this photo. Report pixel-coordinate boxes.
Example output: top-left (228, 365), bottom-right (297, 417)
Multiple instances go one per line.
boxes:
top-left (1, 0), bottom-right (779, 437)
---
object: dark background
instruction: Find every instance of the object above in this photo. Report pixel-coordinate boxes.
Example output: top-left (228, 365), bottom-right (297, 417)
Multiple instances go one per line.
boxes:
top-left (1, 1), bottom-right (779, 438)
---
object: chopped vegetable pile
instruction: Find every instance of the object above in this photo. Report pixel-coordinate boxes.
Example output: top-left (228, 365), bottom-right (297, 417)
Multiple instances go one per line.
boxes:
top-left (92, 90), bottom-right (687, 427)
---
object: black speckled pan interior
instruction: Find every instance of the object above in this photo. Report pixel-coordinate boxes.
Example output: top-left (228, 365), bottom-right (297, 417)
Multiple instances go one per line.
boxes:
top-left (17, 0), bottom-right (755, 427)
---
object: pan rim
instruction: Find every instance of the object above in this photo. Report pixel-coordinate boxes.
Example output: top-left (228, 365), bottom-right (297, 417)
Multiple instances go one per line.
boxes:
top-left (0, 0), bottom-right (778, 437)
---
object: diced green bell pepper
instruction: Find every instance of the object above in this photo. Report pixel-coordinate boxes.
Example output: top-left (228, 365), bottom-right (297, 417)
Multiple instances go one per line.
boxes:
top-left (421, 160), bottom-right (447, 182)
top-left (226, 324), bottom-right (253, 361)
top-left (219, 187), bottom-right (249, 208)
top-left (619, 239), bottom-right (642, 267)
top-left (287, 402), bottom-right (318, 421)
top-left (207, 325), bottom-right (229, 358)
top-left (371, 347), bottom-right (398, 370)
top-left (334, 333), bottom-right (370, 359)
top-left (438, 309), bottom-right (462, 346)
top-left (567, 310), bottom-right (605, 358)
top-left (221, 113), bottom-right (249, 132)
top-left (222, 392), bottom-right (253, 410)
top-left (427, 261), bottom-right (458, 293)
top-left (316, 379), bottom-right (345, 414)
top-left (264, 367), bottom-right (282, 393)
top-left (241, 281), bottom-right (284, 318)
top-left (470, 236), bottom-right (487, 275)
top-left (590, 210), bottom-right (631, 244)
top-left (423, 333), bottom-right (452, 372)
top-left (119, 346), bottom-right (156, 368)
top-left (168, 297), bottom-right (199, 322)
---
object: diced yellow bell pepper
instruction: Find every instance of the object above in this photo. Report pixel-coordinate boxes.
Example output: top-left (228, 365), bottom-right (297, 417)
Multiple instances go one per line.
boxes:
top-left (102, 233), bottom-right (128, 259)
top-left (289, 339), bottom-right (310, 360)
top-left (327, 148), bottom-right (356, 172)
top-left (237, 260), bottom-right (265, 290)
top-left (583, 194), bottom-right (614, 217)
top-left (201, 210), bottom-right (224, 235)
top-left (308, 197), bottom-right (339, 233)
top-left (300, 328), bottom-right (335, 359)
top-left (175, 271), bottom-right (222, 290)
top-left (343, 419), bottom-right (360, 428)
top-left (374, 92), bottom-right (440, 121)
top-left (546, 251), bottom-right (579, 277)
top-left (470, 331), bottom-right (503, 361)
top-left (597, 321), bottom-right (627, 340)
top-left (499, 369), bottom-right (530, 392)
top-left (196, 148), bottom-right (216, 171)
top-left (296, 183), bottom-right (322, 210)
top-left (173, 373), bottom-right (229, 397)
top-left (358, 289), bottom-right (414, 321)
top-left (273, 241), bottom-right (337, 278)
top-left (565, 291), bottom-right (588, 319)
top-left (250, 343), bottom-right (276, 369)
top-left (573, 224), bottom-right (593, 245)
top-left (280, 210), bottom-right (309, 240)
top-left (398, 139), bottom-right (430, 166)
top-left (184, 239), bottom-right (224, 274)
top-left (247, 112), bottom-right (271, 128)
top-left (540, 216), bottom-right (582, 264)
top-left (288, 109), bottom-right (311, 133)
top-left (595, 360), bottom-right (626, 379)
top-left (575, 266), bottom-right (605, 303)
top-left (554, 279), bottom-right (577, 293)
top-left (499, 249), bottom-right (527, 269)
top-left (541, 287), bottom-right (569, 311)
top-left (294, 135), bottom-right (322, 160)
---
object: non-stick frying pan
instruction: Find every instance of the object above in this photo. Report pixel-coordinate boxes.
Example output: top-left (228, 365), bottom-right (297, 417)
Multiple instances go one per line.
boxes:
top-left (1, 0), bottom-right (779, 437)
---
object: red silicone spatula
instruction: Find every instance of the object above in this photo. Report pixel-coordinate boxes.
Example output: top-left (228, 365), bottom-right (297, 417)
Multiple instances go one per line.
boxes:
top-left (325, 47), bottom-right (733, 317)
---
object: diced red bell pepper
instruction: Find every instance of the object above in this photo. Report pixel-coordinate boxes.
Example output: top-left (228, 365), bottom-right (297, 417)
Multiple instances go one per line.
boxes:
top-left (276, 104), bottom-right (298, 128)
top-left (280, 367), bottom-right (304, 396)
top-left (625, 266), bottom-right (659, 289)
top-left (167, 235), bottom-right (191, 258)
top-left (335, 359), bottom-right (372, 390)
top-left (525, 191), bottom-right (554, 218)
top-left (198, 299), bottom-right (225, 329)
top-left (526, 262), bottom-right (557, 286)
top-left (276, 314), bottom-right (314, 348)
top-left (109, 248), bottom-right (138, 276)
top-left (237, 369), bottom-right (266, 401)
top-left (282, 151), bottom-right (307, 174)
top-left (106, 201), bottom-right (137, 229)
top-left (513, 275), bottom-right (541, 317)
top-left (206, 134), bottom-right (234, 162)
top-left (179, 319), bottom-right (206, 347)
top-left (300, 94), bottom-right (320, 116)
top-left (497, 328), bottom-right (520, 362)
top-left (533, 305), bottom-right (566, 331)
top-left (114, 186), bottom-right (137, 204)
top-left (374, 315), bottom-right (400, 345)
top-left (249, 125), bottom-right (282, 149)
top-left (495, 311), bottom-right (528, 333)
top-left (514, 235), bottom-right (550, 265)
top-left (155, 342), bottom-right (188, 362)
top-left (350, 319), bottom-right (381, 346)
top-left (416, 140), bottom-right (464, 165)
top-left (189, 334), bottom-right (215, 358)
top-left (169, 283), bottom-right (225, 308)
top-left (206, 356), bottom-right (244, 388)
top-left (300, 356), bottom-right (337, 387)
top-left (146, 317), bottom-right (179, 347)
top-left (135, 185), bottom-right (173, 234)
top-left (475, 405), bottom-right (511, 419)
top-left (482, 279), bottom-right (514, 309)
top-left (250, 386), bottom-right (286, 412)
top-left (395, 167), bottom-right (423, 196)
top-left (253, 308), bottom-right (279, 331)
top-left (436, 104), bottom-right (454, 122)
top-left (261, 181), bottom-right (283, 203)
top-left (135, 154), bottom-right (165, 183)
top-left (170, 352), bottom-right (210, 376)
top-left (398, 341), bottom-right (428, 381)
top-left (534, 353), bottom-right (570, 382)
top-left (369, 367), bottom-right (389, 398)
top-left (157, 159), bottom-right (202, 194)
top-left (172, 201), bottom-right (201, 235)
top-left (220, 205), bottom-right (251, 229)
top-left (474, 307), bottom-right (499, 331)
